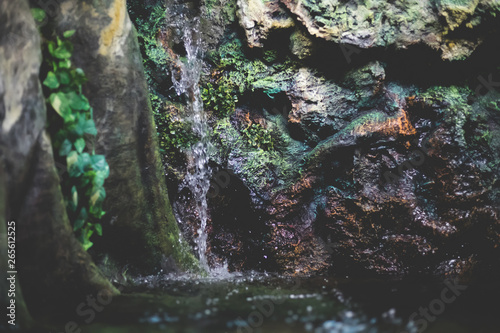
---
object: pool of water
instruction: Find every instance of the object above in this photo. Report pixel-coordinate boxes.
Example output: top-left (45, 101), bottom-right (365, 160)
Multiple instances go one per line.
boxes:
top-left (47, 271), bottom-right (500, 333)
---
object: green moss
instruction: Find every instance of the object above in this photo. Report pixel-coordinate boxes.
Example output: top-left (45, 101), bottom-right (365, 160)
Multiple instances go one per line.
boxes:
top-left (421, 85), bottom-right (473, 144)
top-left (204, 0), bottom-right (238, 22)
top-left (211, 117), bottom-right (297, 192)
top-left (201, 79), bottom-right (238, 117)
top-left (127, 1), bottom-right (202, 272)
top-left (241, 123), bottom-right (276, 151)
top-left (208, 33), bottom-right (299, 96)
top-left (128, 1), bottom-right (171, 91)
top-left (153, 102), bottom-right (198, 152)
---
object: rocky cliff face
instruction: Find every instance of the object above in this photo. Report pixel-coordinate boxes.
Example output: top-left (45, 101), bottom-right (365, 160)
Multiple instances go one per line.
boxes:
top-left (134, 0), bottom-right (500, 277)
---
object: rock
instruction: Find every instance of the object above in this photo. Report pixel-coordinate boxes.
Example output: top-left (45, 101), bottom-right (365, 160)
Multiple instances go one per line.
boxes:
top-left (279, 0), bottom-right (500, 60)
top-left (289, 28), bottom-right (315, 60)
top-left (237, 0), bottom-right (294, 48)
top-left (287, 68), bottom-right (359, 145)
top-left (0, 0), bottom-right (118, 320)
top-left (437, 0), bottom-right (480, 32)
top-left (136, 0), bottom-right (500, 278)
top-left (50, 0), bottom-right (197, 273)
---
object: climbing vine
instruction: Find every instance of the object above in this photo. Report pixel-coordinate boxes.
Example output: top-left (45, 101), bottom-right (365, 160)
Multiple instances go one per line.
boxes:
top-left (42, 28), bottom-right (108, 250)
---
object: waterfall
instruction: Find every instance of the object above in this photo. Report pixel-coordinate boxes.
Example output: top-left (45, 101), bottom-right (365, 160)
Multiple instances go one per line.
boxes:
top-left (168, 8), bottom-right (211, 271)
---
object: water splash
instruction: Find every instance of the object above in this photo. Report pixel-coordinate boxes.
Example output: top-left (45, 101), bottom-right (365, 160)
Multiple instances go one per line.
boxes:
top-left (168, 9), bottom-right (212, 272)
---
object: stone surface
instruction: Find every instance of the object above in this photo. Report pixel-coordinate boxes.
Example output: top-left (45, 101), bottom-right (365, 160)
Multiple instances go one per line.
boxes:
top-left (289, 28), bottom-right (315, 60)
top-left (50, 0), bottom-right (197, 273)
top-left (0, 0), bottom-right (117, 320)
top-left (237, 0), bottom-right (295, 48)
top-left (134, 0), bottom-right (500, 277)
top-left (279, 0), bottom-right (500, 60)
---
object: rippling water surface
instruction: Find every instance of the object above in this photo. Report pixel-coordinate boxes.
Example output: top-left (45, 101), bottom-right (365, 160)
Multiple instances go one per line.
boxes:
top-left (77, 271), bottom-right (500, 333)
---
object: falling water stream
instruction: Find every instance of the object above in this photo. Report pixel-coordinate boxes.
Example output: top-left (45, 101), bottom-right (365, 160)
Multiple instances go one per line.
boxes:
top-left (168, 4), bottom-right (213, 273)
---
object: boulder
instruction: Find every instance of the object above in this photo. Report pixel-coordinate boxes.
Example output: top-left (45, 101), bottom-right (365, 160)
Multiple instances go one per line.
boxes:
top-left (48, 0), bottom-right (197, 273)
top-left (0, 0), bottom-right (117, 320)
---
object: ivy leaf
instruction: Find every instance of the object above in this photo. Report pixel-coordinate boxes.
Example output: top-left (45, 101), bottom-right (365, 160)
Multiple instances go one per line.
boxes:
top-left (57, 70), bottom-right (71, 85)
top-left (43, 71), bottom-right (59, 89)
top-left (82, 239), bottom-right (94, 251)
top-left (83, 119), bottom-right (97, 135)
top-left (63, 30), bottom-right (76, 38)
top-left (59, 138), bottom-right (72, 156)
top-left (49, 92), bottom-right (72, 120)
top-left (47, 41), bottom-right (55, 56)
top-left (74, 138), bottom-right (86, 154)
top-left (90, 186), bottom-right (106, 207)
top-left (73, 207), bottom-right (87, 231)
top-left (94, 223), bottom-right (103, 236)
top-left (66, 91), bottom-right (90, 111)
top-left (90, 155), bottom-right (107, 172)
top-left (92, 170), bottom-right (107, 187)
top-left (80, 153), bottom-right (92, 171)
top-left (31, 8), bottom-right (46, 23)
top-left (59, 59), bottom-right (71, 69)
top-left (82, 229), bottom-right (94, 250)
top-left (73, 218), bottom-right (85, 231)
top-left (67, 151), bottom-right (83, 177)
top-left (73, 113), bottom-right (87, 136)
top-left (54, 47), bottom-right (72, 59)
top-left (53, 41), bottom-right (72, 59)
top-left (70, 185), bottom-right (78, 212)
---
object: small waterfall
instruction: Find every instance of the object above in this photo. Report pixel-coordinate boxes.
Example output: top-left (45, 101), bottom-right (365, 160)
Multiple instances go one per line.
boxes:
top-left (168, 8), bottom-right (211, 271)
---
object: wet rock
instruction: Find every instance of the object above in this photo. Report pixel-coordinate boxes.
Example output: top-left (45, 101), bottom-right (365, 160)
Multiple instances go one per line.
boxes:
top-left (289, 28), bottom-right (316, 60)
top-left (50, 0), bottom-right (197, 273)
top-left (0, 0), bottom-right (117, 320)
top-left (137, 0), bottom-right (500, 278)
top-left (237, 0), bottom-right (295, 48)
top-left (279, 0), bottom-right (500, 60)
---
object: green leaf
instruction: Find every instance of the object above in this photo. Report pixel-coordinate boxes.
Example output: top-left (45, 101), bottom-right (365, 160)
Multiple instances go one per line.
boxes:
top-left (82, 239), bottom-right (93, 251)
top-left (53, 41), bottom-right (72, 59)
top-left (86, 228), bottom-right (94, 239)
top-left (73, 207), bottom-right (87, 231)
top-left (90, 186), bottom-right (106, 207)
top-left (92, 171), bottom-right (107, 187)
top-left (43, 71), bottom-right (59, 89)
top-left (72, 113), bottom-right (87, 136)
top-left (31, 8), bottom-right (46, 23)
top-left (74, 138), bottom-right (86, 153)
top-left (59, 139), bottom-right (72, 156)
top-left (67, 151), bottom-right (83, 177)
top-left (66, 91), bottom-right (90, 111)
top-left (63, 30), bottom-right (76, 38)
top-left (70, 185), bottom-right (78, 211)
top-left (94, 223), bottom-right (103, 236)
top-left (80, 153), bottom-right (92, 171)
top-left (83, 119), bottom-right (97, 135)
top-left (54, 47), bottom-right (72, 59)
top-left (79, 206), bottom-right (88, 220)
top-left (57, 70), bottom-right (71, 85)
top-left (49, 92), bottom-right (72, 120)
top-left (75, 68), bottom-right (85, 77)
top-left (90, 155), bottom-right (107, 172)
top-left (59, 59), bottom-right (71, 69)
top-left (47, 41), bottom-right (55, 56)
top-left (74, 218), bottom-right (85, 231)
